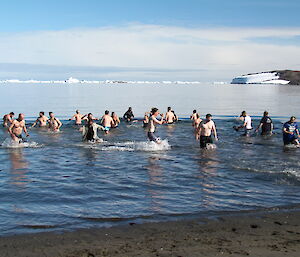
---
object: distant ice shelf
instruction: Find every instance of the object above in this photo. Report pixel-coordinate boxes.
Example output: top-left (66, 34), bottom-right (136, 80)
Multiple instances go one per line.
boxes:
top-left (231, 72), bottom-right (290, 85)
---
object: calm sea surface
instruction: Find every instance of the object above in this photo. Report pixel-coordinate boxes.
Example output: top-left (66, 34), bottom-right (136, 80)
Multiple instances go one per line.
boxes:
top-left (0, 82), bottom-right (300, 236)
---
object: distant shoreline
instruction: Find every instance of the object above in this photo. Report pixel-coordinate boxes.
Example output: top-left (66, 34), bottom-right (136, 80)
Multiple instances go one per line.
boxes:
top-left (0, 78), bottom-right (213, 85)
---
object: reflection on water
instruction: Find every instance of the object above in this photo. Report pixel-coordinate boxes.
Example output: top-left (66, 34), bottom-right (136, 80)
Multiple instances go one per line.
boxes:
top-left (146, 154), bottom-right (164, 213)
top-left (8, 148), bottom-right (29, 189)
top-left (196, 149), bottom-right (220, 208)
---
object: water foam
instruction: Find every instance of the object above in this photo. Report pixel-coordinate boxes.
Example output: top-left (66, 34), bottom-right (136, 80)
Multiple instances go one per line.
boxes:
top-left (1, 138), bottom-right (41, 148)
top-left (98, 140), bottom-right (171, 152)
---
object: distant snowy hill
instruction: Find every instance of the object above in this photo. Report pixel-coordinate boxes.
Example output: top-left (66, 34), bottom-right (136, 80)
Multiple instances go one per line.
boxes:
top-left (231, 70), bottom-right (300, 85)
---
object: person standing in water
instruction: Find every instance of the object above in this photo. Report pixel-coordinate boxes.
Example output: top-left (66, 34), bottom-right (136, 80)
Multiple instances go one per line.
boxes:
top-left (147, 108), bottom-right (165, 144)
top-left (123, 107), bottom-right (134, 122)
top-left (255, 111), bottom-right (273, 136)
top-left (32, 111), bottom-right (49, 127)
top-left (69, 110), bottom-right (84, 125)
top-left (143, 112), bottom-right (150, 128)
top-left (3, 112), bottom-right (14, 127)
top-left (48, 112), bottom-right (62, 132)
top-left (165, 107), bottom-right (176, 124)
top-left (82, 113), bottom-right (104, 142)
top-left (111, 112), bottom-right (120, 128)
top-left (190, 110), bottom-right (197, 123)
top-left (234, 111), bottom-right (252, 136)
top-left (197, 114), bottom-right (218, 148)
top-left (100, 110), bottom-right (115, 134)
top-left (8, 113), bottom-right (29, 142)
top-left (283, 116), bottom-right (300, 146)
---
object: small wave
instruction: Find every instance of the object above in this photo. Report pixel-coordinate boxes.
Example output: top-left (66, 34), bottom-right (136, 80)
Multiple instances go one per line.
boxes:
top-left (1, 138), bottom-right (41, 148)
top-left (134, 139), bottom-right (171, 151)
top-left (110, 140), bottom-right (171, 152)
top-left (101, 146), bottom-right (134, 152)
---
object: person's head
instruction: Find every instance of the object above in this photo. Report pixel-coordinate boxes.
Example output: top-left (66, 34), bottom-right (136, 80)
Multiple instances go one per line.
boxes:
top-left (151, 107), bottom-right (159, 116)
top-left (105, 110), bottom-right (109, 115)
top-left (49, 112), bottom-right (54, 118)
top-left (111, 112), bottom-right (115, 117)
top-left (18, 113), bottom-right (24, 121)
top-left (9, 112), bottom-right (14, 117)
top-left (87, 113), bottom-right (93, 120)
top-left (241, 111), bottom-right (247, 117)
top-left (128, 107), bottom-right (132, 111)
top-left (167, 107), bottom-right (171, 112)
top-left (206, 113), bottom-right (212, 121)
top-left (76, 110), bottom-right (79, 114)
top-left (193, 110), bottom-right (196, 114)
top-left (263, 111), bottom-right (268, 117)
top-left (290, 116), bottom-right (296, 123)
top-left (39, 111), bottom-right (44, 117)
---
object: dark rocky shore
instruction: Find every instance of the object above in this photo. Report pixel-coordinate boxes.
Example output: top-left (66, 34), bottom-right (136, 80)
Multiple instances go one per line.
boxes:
top-left (276, 70), bottom-right (300, 85)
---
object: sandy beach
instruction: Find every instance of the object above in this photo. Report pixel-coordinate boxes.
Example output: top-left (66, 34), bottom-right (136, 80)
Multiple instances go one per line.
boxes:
top-left (1, 207), bottom-right (300, 257)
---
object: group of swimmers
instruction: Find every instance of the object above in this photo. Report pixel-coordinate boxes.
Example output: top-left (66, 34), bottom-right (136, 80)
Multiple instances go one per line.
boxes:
top-left (2, 108), bottom-right (300, 148)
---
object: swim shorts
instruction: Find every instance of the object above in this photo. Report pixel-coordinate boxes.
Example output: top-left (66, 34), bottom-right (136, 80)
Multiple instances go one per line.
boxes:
top-left (200, 135), bottom-right (213, 148)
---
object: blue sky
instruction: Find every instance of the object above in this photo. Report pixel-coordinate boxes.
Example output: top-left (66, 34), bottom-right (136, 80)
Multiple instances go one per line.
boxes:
top-left (0, 0), bottom-right (299, 81)
top-left (1, 0), bottom-right (300, 31)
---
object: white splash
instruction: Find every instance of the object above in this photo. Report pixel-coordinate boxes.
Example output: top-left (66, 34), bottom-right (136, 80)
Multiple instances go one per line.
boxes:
top-left (1, 138), bottom-right (40, 148)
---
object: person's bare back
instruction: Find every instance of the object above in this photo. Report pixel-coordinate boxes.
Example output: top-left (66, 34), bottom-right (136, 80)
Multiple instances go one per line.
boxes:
top-left (69, 110), bottom-right (83, 125)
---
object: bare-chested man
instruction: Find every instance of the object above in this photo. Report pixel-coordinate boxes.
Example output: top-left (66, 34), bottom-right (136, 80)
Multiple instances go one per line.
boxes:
top-left (100, 110), bottom-right (115, 134)
top-left (69, 110), bottom-right (84, 125)
top-left (197, 114), bottom-right (218, 148)
top-left (165, 107), bottom-right (176, 124)
top-left (3, 112), bottom-right (14, 127)
top-left (32, 111), bottom-right (49, 127)
top-left (8, 113), bottom-right (29, 142)
top-left (48, 112), bottom-right (62, 132)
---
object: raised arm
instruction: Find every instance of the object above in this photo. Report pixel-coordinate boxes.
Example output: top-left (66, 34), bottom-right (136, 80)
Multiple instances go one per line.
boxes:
top-left (31, 118), bottom-right (39, 128)
top-left (69, 114), bottom-right (76, 121)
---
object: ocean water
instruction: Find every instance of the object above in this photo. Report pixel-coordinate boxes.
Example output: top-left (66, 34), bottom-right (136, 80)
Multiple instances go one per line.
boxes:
top-left (0, 82), bottom-right (300, 236)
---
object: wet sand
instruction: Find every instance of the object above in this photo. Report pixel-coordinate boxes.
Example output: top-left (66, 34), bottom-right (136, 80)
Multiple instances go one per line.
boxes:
top-left (1, 208), bottom-right (300, 257)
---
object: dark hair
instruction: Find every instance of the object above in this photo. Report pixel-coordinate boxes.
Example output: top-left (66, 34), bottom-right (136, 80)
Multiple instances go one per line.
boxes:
top-left (40, 111), bottom-right (45, 115)
top-left (241, 111), bottom-right (246, 116)
top-left (9, 112), bottom-right (14, 116)
top-left (49, 112), bottom-right (53, 115)
top-left (193, 110), bottom-right (196, 113)
top-left (290, 116), bottom-right (296, 120)
top-left (151, 108), bottom-right (158, 115)
top-left (167, 107), bottom-right (171, 111)
top-left (105, 110), bottom-right (109, 115)
top-left (263, 111), bottom-right (268, 116)
top-left (196, 113), bottom-right (199, 118)
top-left (206, 113), bottom-right (212, 118)
top-left (111, 112), bottom-right (115, 116)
